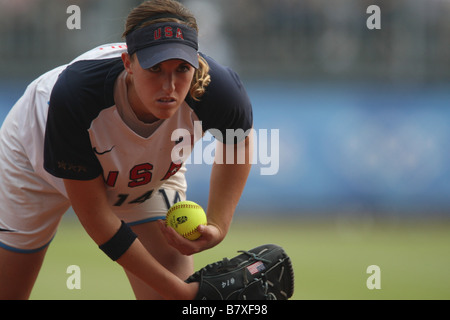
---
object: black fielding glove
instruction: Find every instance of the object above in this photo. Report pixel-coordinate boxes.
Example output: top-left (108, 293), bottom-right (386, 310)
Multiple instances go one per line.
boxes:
top-left (186, 244), bottom-right (294, 300)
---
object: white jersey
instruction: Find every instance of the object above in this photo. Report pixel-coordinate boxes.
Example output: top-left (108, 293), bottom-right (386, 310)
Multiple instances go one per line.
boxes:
top-left (43, 43), bottom-right (252, 214)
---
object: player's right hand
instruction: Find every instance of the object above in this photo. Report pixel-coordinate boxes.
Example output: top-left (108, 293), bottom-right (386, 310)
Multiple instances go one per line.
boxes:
top-left (158, 220), bottom-right (222, 256)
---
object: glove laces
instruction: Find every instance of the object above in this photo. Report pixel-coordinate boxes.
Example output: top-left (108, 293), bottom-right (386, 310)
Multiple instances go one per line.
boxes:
top-left (237, 250), bottom-right (271, 264)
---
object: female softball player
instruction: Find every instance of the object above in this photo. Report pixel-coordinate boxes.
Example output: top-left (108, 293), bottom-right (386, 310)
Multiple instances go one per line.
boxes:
top-left (0, 0), bottom-right (253, 299)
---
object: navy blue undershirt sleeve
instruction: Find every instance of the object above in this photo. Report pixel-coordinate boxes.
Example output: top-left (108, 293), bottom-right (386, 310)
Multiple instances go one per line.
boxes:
top-left (187, 54), bottom-right (253, 144)
top-left (44, 58), bottom-right (123, 180)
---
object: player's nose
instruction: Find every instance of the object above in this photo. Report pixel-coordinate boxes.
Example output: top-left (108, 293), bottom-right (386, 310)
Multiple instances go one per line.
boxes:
top-left (161, 72), bottom-right (175, 94)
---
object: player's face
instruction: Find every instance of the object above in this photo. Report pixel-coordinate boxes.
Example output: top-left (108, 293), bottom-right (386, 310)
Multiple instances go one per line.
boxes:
top-left (123, 53), bottom-right (195, 123)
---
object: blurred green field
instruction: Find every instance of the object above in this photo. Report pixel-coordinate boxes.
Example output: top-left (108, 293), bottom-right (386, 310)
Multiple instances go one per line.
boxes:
top-left (30, 214), bottom-right (450, 300)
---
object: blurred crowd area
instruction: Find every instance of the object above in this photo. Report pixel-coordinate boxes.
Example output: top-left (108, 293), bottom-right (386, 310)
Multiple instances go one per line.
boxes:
top-left (1, 0), bottom-right (449, 82)
top-left (224, 0), bottom-right (450, 82)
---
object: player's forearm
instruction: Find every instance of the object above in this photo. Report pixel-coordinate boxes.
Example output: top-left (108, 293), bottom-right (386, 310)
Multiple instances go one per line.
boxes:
top-left (80, 214), bottom-right (195, 299)
top-left (64, 177), bottom-right (123, 245)
top-left (116, 239), bottom-right (197, 299)
top-left (64, 177), bottom-right (196, 299)
top-left (207, 133), bottom-right (253, 238)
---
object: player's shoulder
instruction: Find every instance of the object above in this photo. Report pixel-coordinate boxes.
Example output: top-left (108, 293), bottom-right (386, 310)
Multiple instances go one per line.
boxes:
top-left (51, 45), bottom-right (125, 110)
top-left (60, 43), bottom-right (126, 85)
top-left (57, 57), bottom-right (123, 97)
top-left (187, 53), bottom-right (253, 136)
top-left (190, 53), bottom-right (252, 115)
top-left (48, 44), bottom-right (125, 129)
top-left (57, 57), bottom-right (123, 95)
top-left (201, 53), bottom-right (249, 101)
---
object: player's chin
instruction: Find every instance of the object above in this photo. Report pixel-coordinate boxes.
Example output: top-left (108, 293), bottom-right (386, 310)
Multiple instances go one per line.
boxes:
top-left (153, 102), bottom-right (181, 119)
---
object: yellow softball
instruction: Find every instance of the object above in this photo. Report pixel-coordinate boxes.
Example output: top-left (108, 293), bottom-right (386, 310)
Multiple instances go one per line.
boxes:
top-left (165, 201), bottom-right (207, 240)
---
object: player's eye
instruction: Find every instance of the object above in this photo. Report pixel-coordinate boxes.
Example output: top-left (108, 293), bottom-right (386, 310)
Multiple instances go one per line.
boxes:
top-left (148, 64), bottom-right (161, 73)
top-left (177, 64), bottom-right (191, 73)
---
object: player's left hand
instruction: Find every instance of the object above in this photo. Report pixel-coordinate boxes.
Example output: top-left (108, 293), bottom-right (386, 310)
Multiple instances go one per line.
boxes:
top-left (158, 220), bottom-right (222, 256)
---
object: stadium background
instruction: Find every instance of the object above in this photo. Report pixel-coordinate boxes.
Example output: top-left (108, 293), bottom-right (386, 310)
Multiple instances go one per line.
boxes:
top-left (1, 0), bottom-right (449, 299)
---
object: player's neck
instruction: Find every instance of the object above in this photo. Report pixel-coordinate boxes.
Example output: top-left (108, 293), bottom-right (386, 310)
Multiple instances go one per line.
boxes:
top-left (125, 73), bottom-right (159, 124)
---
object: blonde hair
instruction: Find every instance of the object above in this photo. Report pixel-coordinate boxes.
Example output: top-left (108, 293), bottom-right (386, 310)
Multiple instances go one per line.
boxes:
top-left (123, 0), bottom-right (210, 101)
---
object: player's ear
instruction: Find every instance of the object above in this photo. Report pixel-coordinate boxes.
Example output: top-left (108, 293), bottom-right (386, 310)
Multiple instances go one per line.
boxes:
top-left (121, 52), bottom-right (133, 74)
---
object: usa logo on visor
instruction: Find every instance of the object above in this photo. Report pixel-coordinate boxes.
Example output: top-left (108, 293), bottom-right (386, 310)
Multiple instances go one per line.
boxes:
top-left (126, 22), bottom-right (198, 56)
top-left (154, 26), bottom-right (184, 40)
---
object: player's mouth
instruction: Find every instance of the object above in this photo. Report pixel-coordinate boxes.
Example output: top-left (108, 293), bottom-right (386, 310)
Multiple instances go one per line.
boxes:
top-left (157, 97), bottom-right (177, 104)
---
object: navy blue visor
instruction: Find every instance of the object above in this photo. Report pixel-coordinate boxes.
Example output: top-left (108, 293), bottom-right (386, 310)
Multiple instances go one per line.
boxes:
top-left (126, 22), bottom-right (199, 69)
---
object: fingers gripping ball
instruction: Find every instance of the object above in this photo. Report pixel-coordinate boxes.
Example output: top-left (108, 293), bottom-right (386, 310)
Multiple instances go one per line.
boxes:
top-left (166, 201), bottom-right (207, 240)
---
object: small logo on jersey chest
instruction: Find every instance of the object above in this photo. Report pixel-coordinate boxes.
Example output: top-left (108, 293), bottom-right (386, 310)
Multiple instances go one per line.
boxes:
top-left (93, 146), bottom-right (115, 155)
